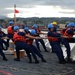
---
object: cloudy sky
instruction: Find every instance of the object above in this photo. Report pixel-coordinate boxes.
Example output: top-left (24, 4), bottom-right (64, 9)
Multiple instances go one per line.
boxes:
top-left (1, 0), bottom-right (75, 18)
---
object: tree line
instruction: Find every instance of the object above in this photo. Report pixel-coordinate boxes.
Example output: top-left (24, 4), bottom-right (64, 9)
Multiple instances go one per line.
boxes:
top-left (0, 17), bottom-right (75, 28)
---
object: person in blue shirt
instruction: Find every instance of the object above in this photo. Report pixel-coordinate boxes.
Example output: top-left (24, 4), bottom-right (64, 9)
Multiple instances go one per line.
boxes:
top-left (52, 21), bottom-right (58, 32)
top-left (47, 23), bottom-right (68, 64)
top-left (62, 22), bottom-right (75, 63)
top-left (51, 21), bottom-right (58, 52)
top-left (32, 24), bottom-right (48, 52)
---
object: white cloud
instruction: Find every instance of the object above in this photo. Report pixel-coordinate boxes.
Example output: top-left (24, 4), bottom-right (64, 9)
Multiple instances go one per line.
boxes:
top-left (0, 0), bottom-right (75, 18)
top-left (6, 5), bottom-right (75, 18)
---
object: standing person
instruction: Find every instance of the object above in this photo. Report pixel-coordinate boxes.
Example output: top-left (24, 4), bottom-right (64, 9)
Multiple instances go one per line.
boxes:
top-left (13, 26), bottom-right (46, 63)
top-left (0, 26), bottom-right (8, 50)
top-left (0, 35), bottom-right (8, 61)
top-left (50, 21), bottom-right (58, 53)
top-left (62, 22), bottom-right (75, 63)
top-left (60, 24), bottom-right (69, 35)
top-left (47, 23), bottom-right (67, 64)
top-left (32, 24), bottom-right (48, 52)
top-left (24, 28), bottom-right (46, 63)
top-left (60, 23), bottom-right (69, 45)
top-left (52, 21), bottom-right (58, 32)
top-left (7, 21), bottom-right (14, 49)
top-left (24, 26), bottom-right (30, 34)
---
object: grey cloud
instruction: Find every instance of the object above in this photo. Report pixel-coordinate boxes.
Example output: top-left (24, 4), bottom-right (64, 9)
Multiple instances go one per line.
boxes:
top-left (0, 0), bottom-right (75, 8)
top-left (0, 0), bottom-right (75, 17)
top-left (34, 0), bottom-right (75, 10)
top-left (1, 0), bottom-right (75, 8)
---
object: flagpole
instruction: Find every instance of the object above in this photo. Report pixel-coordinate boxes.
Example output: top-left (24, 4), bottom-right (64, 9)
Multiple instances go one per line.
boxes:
top-left (14, 4), bottom-right (16, 25)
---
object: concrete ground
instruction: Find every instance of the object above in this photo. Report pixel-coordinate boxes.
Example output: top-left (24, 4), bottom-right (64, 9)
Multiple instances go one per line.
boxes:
top-left (0, 46), bottom-right (75, 75)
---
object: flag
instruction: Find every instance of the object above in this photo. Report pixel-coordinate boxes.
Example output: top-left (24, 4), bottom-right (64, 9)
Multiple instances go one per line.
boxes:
top-left (14, 4), bottom-right (19, 25)
top-left (15, 9), bottom-right (19, 13)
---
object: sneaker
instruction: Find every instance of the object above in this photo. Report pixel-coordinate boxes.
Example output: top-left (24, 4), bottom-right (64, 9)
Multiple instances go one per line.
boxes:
top-left (29, 60), bottom-right (32, 63)
top-left (3, 58), bottom-right (8, 61)
top-left (14, 58), bottom-right (20, 61)
top-left (41, 59), bottom-right (46, 62)
top-left (71, 61), bottom-right (75, 64)
top-left (67, 59), bottom-right (74, 63)
top-left (35, 60), bottom-right (39, 64)
top-left (59, 61), bottom-right (66, 64)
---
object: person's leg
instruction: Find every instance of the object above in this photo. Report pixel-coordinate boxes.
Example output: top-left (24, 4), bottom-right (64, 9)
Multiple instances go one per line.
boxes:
top-left (24, 44), bottom-right (39, 63)
top-left (0, 45), bottom-right (7, 61)
top-left (31, 45), bottom-right (46, 62)
top-left (7, 34), bottom-right (14, 49)
top-left (52, 42), bottom-right (65, 64)
top-left (14, 47), bottom-right (20, 61)
top-left (35, 39), bottom-right (41, 52)
top-left (25, 50), bottom-right (32, 63)
top-left (6, 34), bottom-right (9, 48)
top-left (2, 40), bottom-right (8, 50)
top-left (39, 39), bottom-right (48, 52)
top-left (14, 41), bottom-right (39, 63)
top-left (0, 40), bottom-right (4, 50)
top-left (14, 42), bottom-right (22, 61)
top-left (50, 42), bottom-right (56, 53)
top-left (62, 39), bottom-right (71, 62)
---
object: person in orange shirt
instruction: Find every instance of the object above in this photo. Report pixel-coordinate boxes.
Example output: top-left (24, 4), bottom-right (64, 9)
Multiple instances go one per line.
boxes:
top-left (13, 26), bottom-right (47, 63)
top-left (24, 27), bottom-right (46, 63)
top-left (62, 22), bottom-right (75, 63)
top-left (7, 21), bottom-right (14, 49)
top-left (47, 23), bottom-right (68, 64)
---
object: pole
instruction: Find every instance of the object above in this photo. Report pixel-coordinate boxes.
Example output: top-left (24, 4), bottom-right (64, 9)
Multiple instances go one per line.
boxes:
top-left (14, 4), bottom-right (16, 25)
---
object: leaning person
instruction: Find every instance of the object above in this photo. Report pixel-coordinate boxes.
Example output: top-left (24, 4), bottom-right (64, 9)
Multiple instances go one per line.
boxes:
top-left (24, 28), bottom-right (46, 63)
top-left (32, 24), bottom-right (48, 52)
top-left (13, 26), bottom-right (46, 63)
top-left (47, 23), bottom-right (68, 64)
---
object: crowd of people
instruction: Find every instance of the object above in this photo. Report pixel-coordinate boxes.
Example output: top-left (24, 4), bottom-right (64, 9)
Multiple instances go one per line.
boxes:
top-left (0, 21), bottom-right (75, 64)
